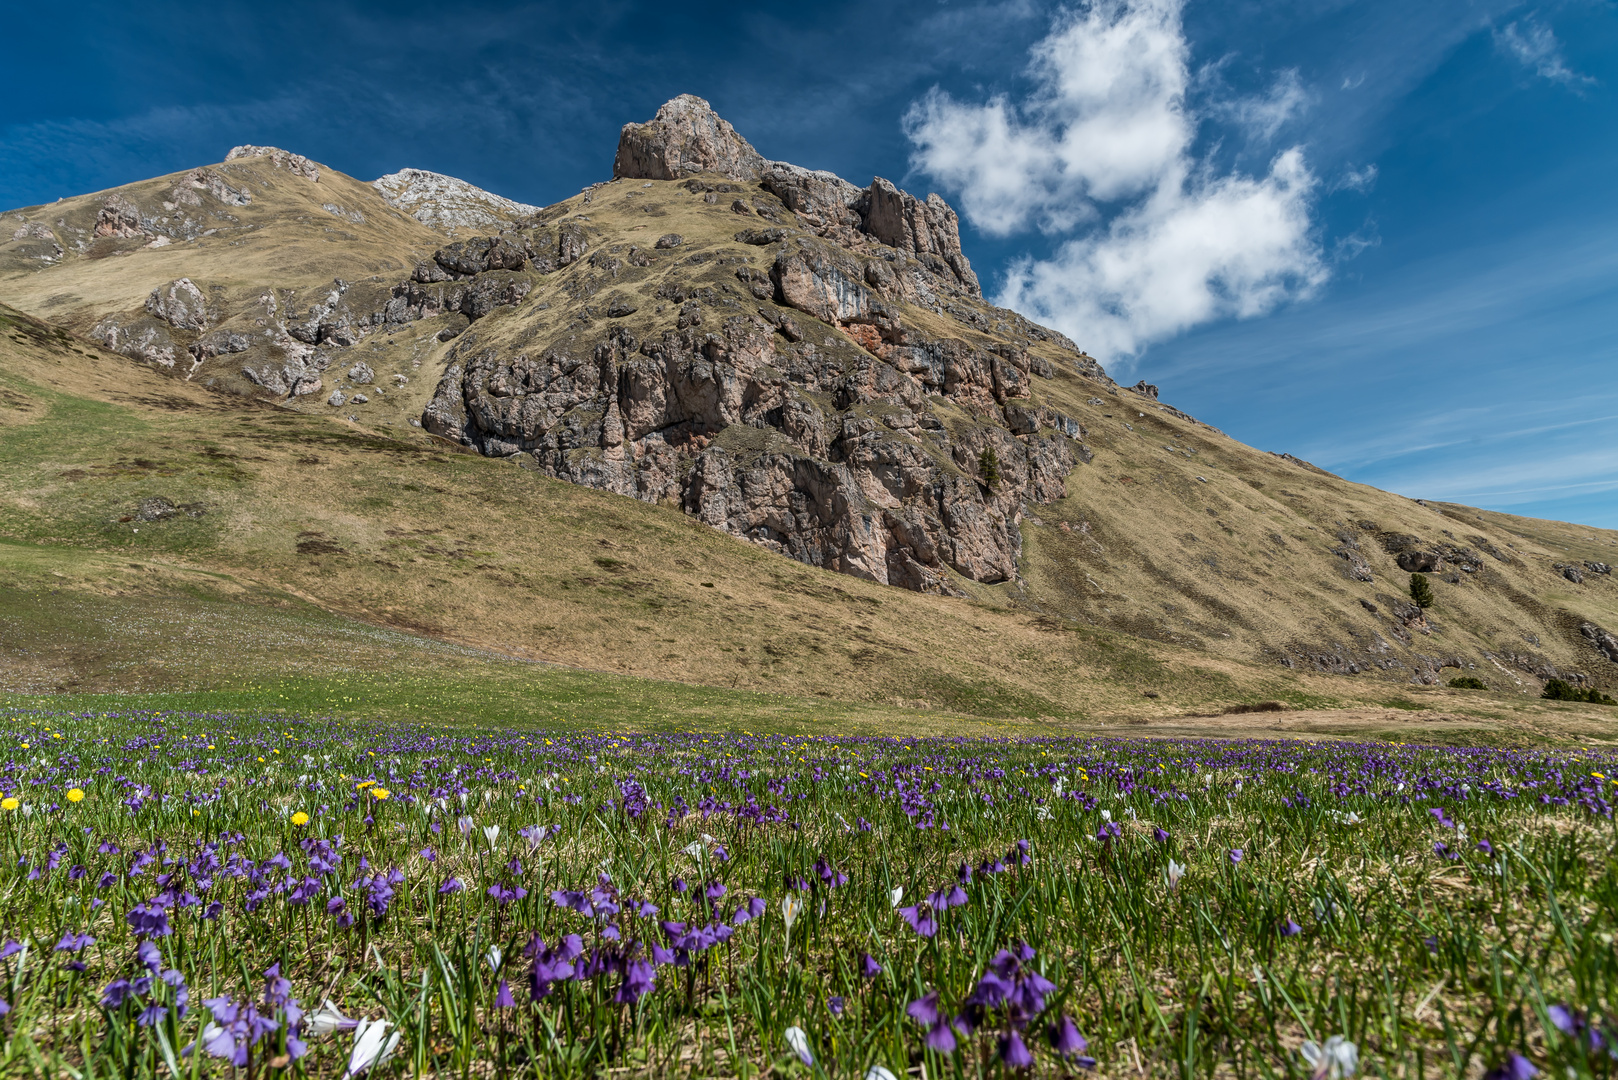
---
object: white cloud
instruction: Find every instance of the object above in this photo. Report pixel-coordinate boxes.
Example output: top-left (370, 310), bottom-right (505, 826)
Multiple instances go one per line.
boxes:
top-left (905, 0), bottom-right (1328, 362)
top-left (1493, 15), bottom-right (1595, 86)
top-left (1330, 163), bottom-right (1378, 193)
top-left (1217, 69), bottom-right (1310, 142)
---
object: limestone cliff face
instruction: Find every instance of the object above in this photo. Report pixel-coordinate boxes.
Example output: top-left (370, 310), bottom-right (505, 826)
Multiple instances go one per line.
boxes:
top-left (415, 97), bottom-right (1102, 595)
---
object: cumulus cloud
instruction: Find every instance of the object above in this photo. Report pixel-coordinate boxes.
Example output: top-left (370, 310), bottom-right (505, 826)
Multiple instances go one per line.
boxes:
top-left (905, 0), bottom-right (1328, 361)
top-left (1494, 15), bottom-right (1595, 86)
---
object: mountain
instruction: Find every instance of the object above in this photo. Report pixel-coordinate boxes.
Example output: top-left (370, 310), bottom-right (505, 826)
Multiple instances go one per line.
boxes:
top-left (2, 96), bottom-right (1616, 716)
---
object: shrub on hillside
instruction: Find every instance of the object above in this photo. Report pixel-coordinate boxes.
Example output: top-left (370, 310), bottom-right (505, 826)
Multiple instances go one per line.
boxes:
top-left (1449, 676), bottom-right (1488, 690)
top-left (1542, 678), bottom-right (1617, 705)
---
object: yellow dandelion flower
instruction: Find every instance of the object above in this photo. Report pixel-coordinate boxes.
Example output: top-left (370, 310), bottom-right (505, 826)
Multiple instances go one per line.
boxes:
top-left (291, 811), bottom-right (310, 826)
top-left (66, 788), bottom-right (85, 803)
top-left (371, 788), bottom-right (390, 801)
top-left (1, 797), bottom-right (17, 811)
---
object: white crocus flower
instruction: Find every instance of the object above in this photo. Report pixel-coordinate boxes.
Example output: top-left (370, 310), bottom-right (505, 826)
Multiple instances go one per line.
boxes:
top-left (889, 886), bottom-right (903, 908)
top-left (344, 1018), bottom-right (401, 1078)
top-left (683, 841), bottom-right (705, 858)
top-left (307, 999), bottom-right (360, 1038)
top-left (783, 1026), bottom-right (814, 1066)
top-left (781, 896), bottom-right (802, 932)
top-left (866, 1067), bottom-right (898, 1080)
top-left (1167, 860), bottom-right (1186, 891)
top-left (1300, 1035), bottom-right (1358, 1079)
top-left (1100, 809), bottom-right (1111, 823)
top-left (482, 824), bottom-right (500, 848)
top-left (486, 945), bottom-right (502, 972)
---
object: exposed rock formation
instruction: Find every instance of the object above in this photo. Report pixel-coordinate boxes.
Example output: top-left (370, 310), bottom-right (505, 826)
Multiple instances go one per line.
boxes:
top-left (1582, 623), bottom-right (1618, 664)
top-left (225, 145), bottom-right (320, 181)
top-left (614, 95), bottom-right (767, 182)
top-left (422, 310), bottom-right (1086, 594)
top-left (371, 168), bottom-right (539, 233)
top-left (401, 96), bottom-right (1119, 594)
top-left (615, 95), bottom-right (981, 297)
top-left (95, 195), bottom-right (146, 239)
top-left (145, 278), bottom-right (210, 331)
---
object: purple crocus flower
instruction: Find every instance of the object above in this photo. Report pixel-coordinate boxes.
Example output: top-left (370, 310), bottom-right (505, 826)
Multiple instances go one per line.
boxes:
top-left (128, 902), bottom-right (171, 939)
top-left (860, 953), bottom-right (883, 978)
top-left (1229, 849), bottom-right (1244, 864)
top-left (1281, 919), bottom-right (1303, 937)
top-left (615, 959), bottom-right (655, 1004)
top-left (898, 903), bottom-right (938, 938)
top-left (494, 980), bottom-right (515, 1009)
top-left (907, 992), bottom-right (941, 1026)
top-left (1482, 1053), bottom-right (1536, 1080)
top-left (490, 883), bottom-right (525, 905)
top-left (998, 1030), bottom-right (1034, 1068)
top-left (1049, 1015), bottom-right (1091, 1058)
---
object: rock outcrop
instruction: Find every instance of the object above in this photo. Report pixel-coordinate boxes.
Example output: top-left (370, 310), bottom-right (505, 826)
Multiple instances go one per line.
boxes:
top-left (145, 278), bottom-right (210, 330)
top-left (1582, 623), bottom-right (1618, 664)
top-left (614, 96), bottom-right (767, 183)
top-left (371, 168), bottom-right (539, 234)
top-left (403, 96), bottom-right (1115, 595)
top-left (423, 308), bottom-right (1084, 593)
top-left (614, 95), bottom-right (981, 297)
top-left (225, 145), bottom-right (320, 181)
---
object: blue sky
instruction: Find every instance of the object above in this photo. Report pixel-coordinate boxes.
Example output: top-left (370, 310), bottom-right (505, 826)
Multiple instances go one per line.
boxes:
top-left (4, 0), bottom-right (1614, 527)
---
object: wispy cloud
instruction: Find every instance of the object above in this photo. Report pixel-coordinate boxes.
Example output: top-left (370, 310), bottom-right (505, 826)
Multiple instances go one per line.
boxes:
top-left (904, 0), bottom-right (1328, 363)
top-left (1493, 14), bottom-right (1596, 87)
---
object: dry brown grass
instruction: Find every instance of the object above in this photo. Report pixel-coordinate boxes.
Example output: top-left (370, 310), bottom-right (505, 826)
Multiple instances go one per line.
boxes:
top-left (2, 154), bottom-right (1617, 740)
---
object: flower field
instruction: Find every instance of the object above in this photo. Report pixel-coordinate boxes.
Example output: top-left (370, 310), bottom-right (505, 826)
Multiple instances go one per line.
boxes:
top-left (0, 708), bottom-right (1614, 1079)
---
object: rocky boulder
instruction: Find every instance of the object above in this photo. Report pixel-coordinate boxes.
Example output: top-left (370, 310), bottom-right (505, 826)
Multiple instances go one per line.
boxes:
top-left (1397, 550), bottom-right (1445, 573)
top-left (427, 235), bottom-right (529, 277)
top-left (94, 195), bottom-right (145, 239)
top-left (144, 278), bottom-right (210, 331)
top-left (1582, 622), bottom-right (1618, 664)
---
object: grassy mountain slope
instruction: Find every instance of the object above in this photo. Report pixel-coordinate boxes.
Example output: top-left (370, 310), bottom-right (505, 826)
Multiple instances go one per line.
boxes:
top-left (2, 148), bottom-right (1617, 738)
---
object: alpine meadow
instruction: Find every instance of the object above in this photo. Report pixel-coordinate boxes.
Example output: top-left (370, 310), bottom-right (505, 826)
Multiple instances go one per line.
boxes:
top-left (1, 9), bottom-right (1616, 1077)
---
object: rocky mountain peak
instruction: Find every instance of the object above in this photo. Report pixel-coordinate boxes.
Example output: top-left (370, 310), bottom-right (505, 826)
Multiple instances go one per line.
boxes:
top-left (224, 145), bottom-right (321, 181)
top-left (613, 94), bottom-right (768, 183)
top-left (616, 96), bottom-right (981, 297)
top-left (371, 168), bottom-right (541, 235)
